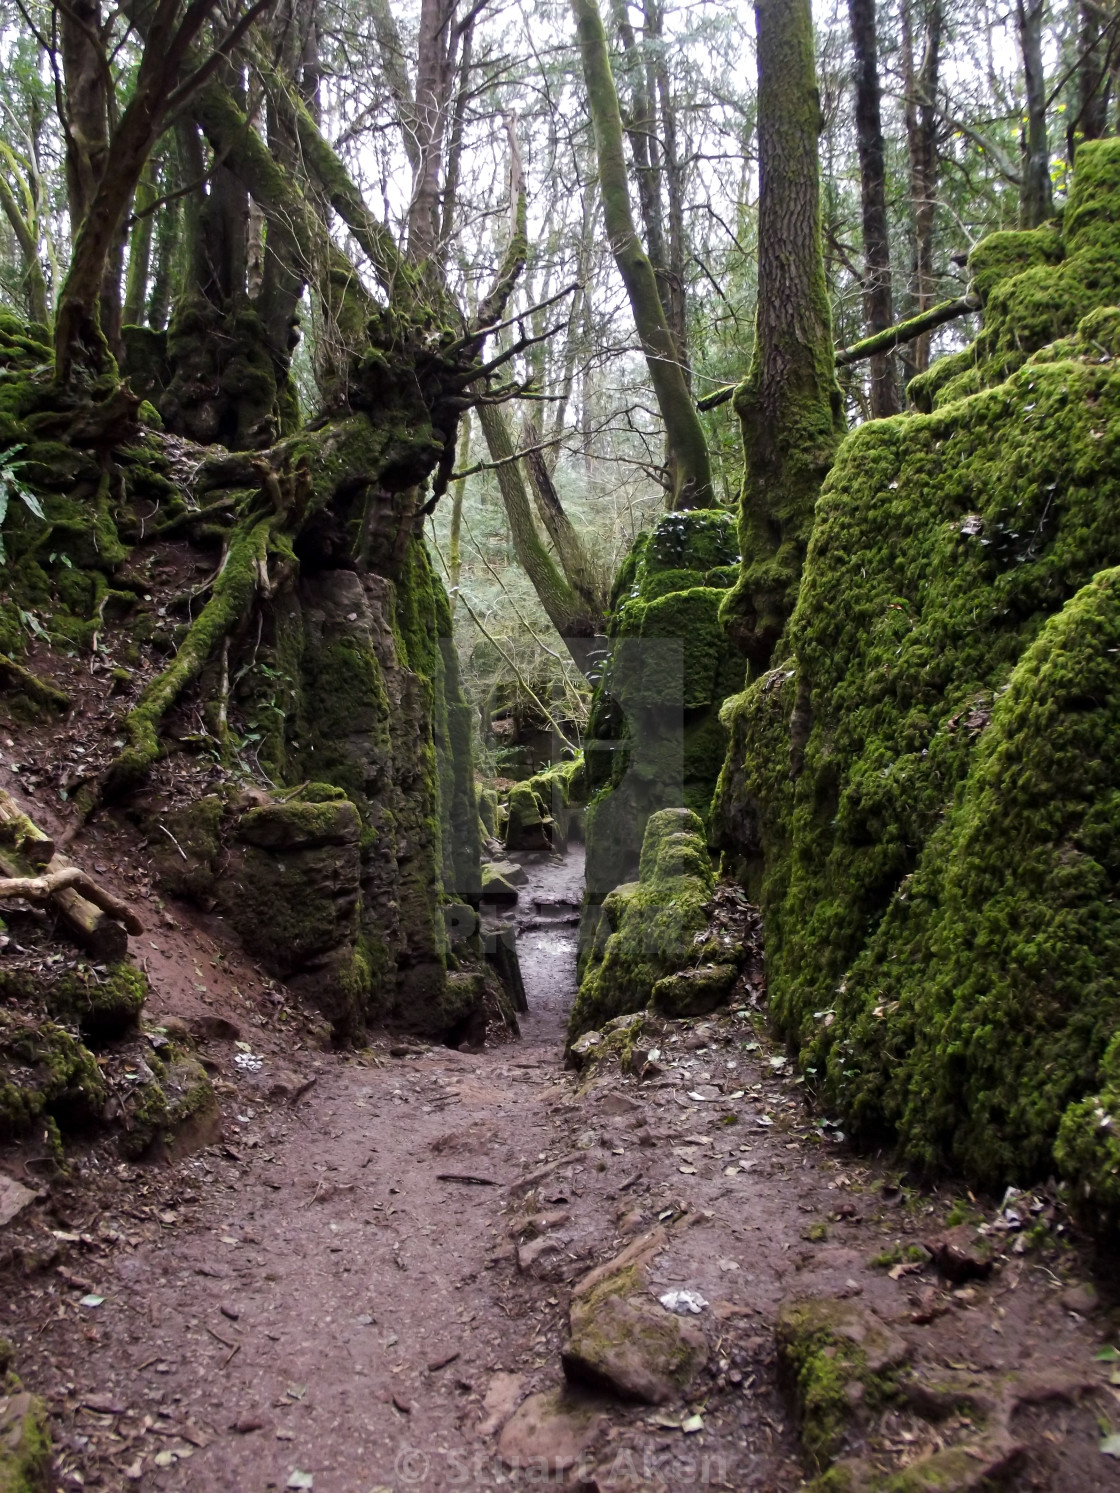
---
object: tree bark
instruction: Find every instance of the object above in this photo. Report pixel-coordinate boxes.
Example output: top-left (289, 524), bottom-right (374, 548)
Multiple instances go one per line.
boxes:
top-left (0, 168), bottom-right (49, 324)
top-left (1016, 0), bottom-right (1054, 226)
top-left (722, 0), bottom-right (843, 666)
top-left (54, 0), bottom-right (235, 383)
top-left (571, 0), bottom-right (713, 509)
top-left (847, 0), bottom-right (899, 417)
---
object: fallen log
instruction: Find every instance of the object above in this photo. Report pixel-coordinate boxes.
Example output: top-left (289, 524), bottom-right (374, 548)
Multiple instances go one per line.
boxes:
top-left (0, 790), bottom-right (142, 959)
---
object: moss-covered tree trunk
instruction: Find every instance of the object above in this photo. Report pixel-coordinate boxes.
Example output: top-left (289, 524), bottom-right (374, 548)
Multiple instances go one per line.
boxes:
top-left (571, 0), bottom-right (713, 510)
top-left (720, 0), bottom-right (842, 666)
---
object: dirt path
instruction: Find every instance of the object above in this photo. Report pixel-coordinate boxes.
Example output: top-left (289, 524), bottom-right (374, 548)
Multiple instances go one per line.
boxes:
top-left (3, 848), bottom-right (1119, 1492)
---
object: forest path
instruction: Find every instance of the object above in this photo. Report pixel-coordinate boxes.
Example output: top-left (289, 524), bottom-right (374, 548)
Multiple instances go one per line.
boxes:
top-left (5, 849), bottom-right (1118, 1493)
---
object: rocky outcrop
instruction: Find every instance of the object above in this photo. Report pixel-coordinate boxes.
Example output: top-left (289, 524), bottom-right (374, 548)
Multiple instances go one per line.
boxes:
top-left (147, 551), bottom-right (487, 1042)
top-left (570, 808), bottom-right (753, 1040)
top-left (714, 136), bottom-right (1120, 1227)
top-left (581, 509), bottom-right (745, 904)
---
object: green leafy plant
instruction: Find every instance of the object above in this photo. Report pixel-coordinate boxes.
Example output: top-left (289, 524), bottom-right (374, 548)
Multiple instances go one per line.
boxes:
top-left (0, 445), bottom-right (45, 561)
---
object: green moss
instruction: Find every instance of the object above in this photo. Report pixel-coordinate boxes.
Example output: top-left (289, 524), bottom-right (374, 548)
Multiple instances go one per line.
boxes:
top-left (149, 795), bottom-right (224, 901)
top-left (714, 138), bottom-right (1120, 1233)
top-left (0, 1386), bottom-right (52, 1493)
top-left (0, 1014), bottom-right (106, 1138)
top-left (912, 141), bottom-right (1120, 413)
top-left (583, 511), bottom-right (744, 901)
top-left (1054, 1028), bottom-right (1120, 1235)
top-left (570, 808), bottom-right (715, 1039)
top-left (776, 1299), bottom-right (904, 1472)
top-left (120, 1054), bottom-right (216, 1161)
top-left (43, 964), bottom-right (147, 1040)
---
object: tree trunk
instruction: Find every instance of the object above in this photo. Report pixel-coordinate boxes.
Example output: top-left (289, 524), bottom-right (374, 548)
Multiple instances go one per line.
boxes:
top-left (408, 0), bottom-right (455, 264)
top-left (721, 0), bottom-right (843, 665)
top-left (1017, 0), bottom-right (1054, 227)
top-left (0, 173), bottom-right (49, 324)
top-left (448, 414), bottom-right (470, 597)
top-left (571, 0), bottom-right (714, 509)
top-left (521, 410), bottom-right (607, 618)
top-left (476, 397), bottom-right (605, 676)
top-left (122, 164), bottom-right (156, 326)
top-left (847, 0), bottom-right (899, 417)
top-left (648, 0), bottom-right (688, 376)
top-left (146, 148), bottom-right (182, 329)
top-left (1071, 0), bottom-right (1112, 153)
top-left (900, 0), bottom-right (942, 377)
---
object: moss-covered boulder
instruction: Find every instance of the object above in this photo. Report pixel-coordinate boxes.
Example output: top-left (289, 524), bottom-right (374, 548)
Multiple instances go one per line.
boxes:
top-left (715, 138), bottom-right (1120, 1224)
top-left (570, 808), bottom-right (716, 1040)
top-left (583, 510), bottom-right (745, 902)
top-left (119, 1053), bottom-right (218, 1161)
top-left (0, 1388), bottom-right (52, 1492)
top-left (776, 1298), bottom-right (908, 1472)
top-left (561, 1226), bottom-right (706, 1404)
top-left (502, 756), bottom-right (586, 854)
top-left (0, 1014), bottom-right (106, 1139)
top-left (43, 964), bottom-right (147, 1040)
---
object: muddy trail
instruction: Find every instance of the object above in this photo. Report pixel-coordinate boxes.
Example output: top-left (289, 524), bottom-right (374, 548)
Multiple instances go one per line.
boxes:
top-left (2, 843), bottom-right (1119, 1492)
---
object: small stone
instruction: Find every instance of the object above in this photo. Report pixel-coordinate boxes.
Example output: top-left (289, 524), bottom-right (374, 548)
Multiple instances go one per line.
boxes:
top-left (220, 1304), bottom-right (240, 1321)
top-left (0, 1172), bottom-right (38, 1229)
top-left (1058, 1282), bottom-right (1099, 1316)
top-left (497, 1390), bottom-right (608, 1472)
top-left (924, 1225), bottom-right (993, 1284)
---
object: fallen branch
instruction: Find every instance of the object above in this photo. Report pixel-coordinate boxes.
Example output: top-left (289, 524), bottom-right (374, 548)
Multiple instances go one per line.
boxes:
top-left (0, 866), bottom-right (144, 934)
top-left (0, 789), bottom-right (142, 957)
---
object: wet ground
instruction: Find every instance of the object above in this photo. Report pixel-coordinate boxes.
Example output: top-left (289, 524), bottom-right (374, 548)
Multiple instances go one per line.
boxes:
top-left (2, 844), bottom-right (1118, 1492)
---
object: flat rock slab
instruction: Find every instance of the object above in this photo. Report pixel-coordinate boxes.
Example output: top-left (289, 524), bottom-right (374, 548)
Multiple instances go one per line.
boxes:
top-left (478, 1371), bottom-right (525, 1437)
top-left (563, 1287), bottom-right (707, 1404)
top-left (0, 1173), bottom-right (37, 1229)
top-left (562, 1224), bottom-right (706, 1404)
top-left (497, 1389), bottom-right (609, 1472)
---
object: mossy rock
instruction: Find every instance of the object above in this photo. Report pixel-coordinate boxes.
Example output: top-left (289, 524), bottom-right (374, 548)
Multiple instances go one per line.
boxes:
top-left (0, 1388), bottom-right (52, 1492)
top-left (582, 512), bottom-right (745, 900)
top-left (715, 141), bottom-right (1120, 1226)
top-left (561, 1227), bottom-right (706, 1404)
top-left (651, 962), bottom-right (737, 1018)
top-left (776, 1298), bottom-right (909, 1472)
top-left (120, 1055), bottom-right (218, 1161)
top-left (570, 810), bottom-right (714, 1041)
top-left (504, 779), bottom-right (550, 852)
top-left (0, 1015), bottom-right (106, 1139)
top-left (42, 964), bottom-right (147, 1040)
top-left (149, 795), bottom-right (225, 902)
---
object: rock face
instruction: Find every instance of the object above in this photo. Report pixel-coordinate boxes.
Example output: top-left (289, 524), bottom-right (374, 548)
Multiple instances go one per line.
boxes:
top-left (561, 1227), bottom-right (707, 1405)
top-left (581, 509), bottom-right (745, 904)
top-left (148, 552), bottom-right (485, 1043)
top-left (715, 136), bottom-right (1120, 1230)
